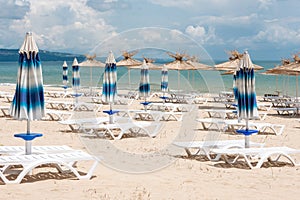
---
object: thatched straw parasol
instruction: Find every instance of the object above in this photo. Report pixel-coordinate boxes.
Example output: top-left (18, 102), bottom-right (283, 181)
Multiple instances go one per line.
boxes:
top-left (264, 54), bottom-right (300, 97)
top-left (116, 50), bottom-right (142, 67)
top-left (78, 54), bottom-right (105, 67)
top-left (165, 52), bottom-right (211, 90)
top-left (214, 50), bottom-right (264, 74)
top-left (130, 57), bottom-right (161, 70)
top-left (78, 54), bottom-right (105, 94)
top-left (116, 50), bottom-right (142, 87)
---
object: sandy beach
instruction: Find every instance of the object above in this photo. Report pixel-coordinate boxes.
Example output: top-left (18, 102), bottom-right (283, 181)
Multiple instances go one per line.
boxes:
top-left (0, 85), bottom-right (300, 200)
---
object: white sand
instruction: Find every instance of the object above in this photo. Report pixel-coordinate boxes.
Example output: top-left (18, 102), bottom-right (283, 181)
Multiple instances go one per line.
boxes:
top-left (0, 85), bottom-right (300, 199)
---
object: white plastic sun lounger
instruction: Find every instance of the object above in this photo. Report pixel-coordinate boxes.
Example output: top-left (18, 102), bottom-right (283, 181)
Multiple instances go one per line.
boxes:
top-left (0, 150), bottom-right (99, 184)
top-left (211, 146), bottom-right (300, 169)
top-left (196, 118), bottom-right (285, 135)
top-left (273, 107), bottom-right (298, 116)
top-left (132, 110), bottom-right (183, 122)
top-left (204, 109), bottom-right (237, 119)
top-left (0, 106), bottom-right (10, 117)
top-left (0, 145), bottom-right (74, 156)
top-left (58, 117), bottom-right (108, 131)
top-left (224, 120), bottom-right (285, 135)
top-left (44, 110), bottom-right (73, 121)
top-left (173, 140), bottom-right (264, 161)
top-left (81, 121), bottom-right (162, 140)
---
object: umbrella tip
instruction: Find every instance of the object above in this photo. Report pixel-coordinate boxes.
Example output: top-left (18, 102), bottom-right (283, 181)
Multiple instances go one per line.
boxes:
top-left (106, 51), bottom-right (116, 64)
top-left (72, 57), bottom-right (78, 66)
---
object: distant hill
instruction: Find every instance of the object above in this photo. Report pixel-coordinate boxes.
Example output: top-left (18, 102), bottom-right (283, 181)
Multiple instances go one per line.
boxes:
top-left (0, 49), bottom-right (85, 62)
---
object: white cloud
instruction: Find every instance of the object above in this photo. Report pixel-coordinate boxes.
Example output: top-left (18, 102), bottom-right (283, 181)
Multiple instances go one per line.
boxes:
top-left (185, 26), bottom-right (206, 38)
top-left (6, 0), bottom-right (116, 53)
top-left (258, 0), bottom-right (275, 10)
top-left (193, 14), bottom-right (259, 27)
top-left (254, 25), bottom-right (300, 44)
top-left (185, 25), bottom-right (223, 45)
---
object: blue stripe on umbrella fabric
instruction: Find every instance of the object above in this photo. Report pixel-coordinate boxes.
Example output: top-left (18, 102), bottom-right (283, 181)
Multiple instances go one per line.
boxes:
top-left (72, 58), bottom-right (80, 94)
top-left (236, 51), bottom-right (258, 120)
top-left (161, 64), bottom-right (168, 93)
top-left (233, 72), bottom-right (238, 102)
top-left (139, 59), bottom-right (150, 99)
top-left (10, 32), bottom-right (45, 121)
top-left (62, 61), bottom-right (68, 90)
top-left (102, 51), bottom-right (117, 104)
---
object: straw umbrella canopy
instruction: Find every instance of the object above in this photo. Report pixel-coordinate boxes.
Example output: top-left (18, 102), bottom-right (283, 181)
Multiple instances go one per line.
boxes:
top-left (10, 32), bottom-right (45, 155)
top-left (264, 57), bottom-right (300, 98)
top-left (116, 50), bottom-right (142, 86)
top-left (165, 52), bottom-right (209, 90)
top-left (116, 50), bottom-right (142, 66)
top-left (78, 54), bottom-right (105, 93)
top-left (130, 57), bottom-right (161, 70)
top-left (215, 50), bottom-right (264, 74)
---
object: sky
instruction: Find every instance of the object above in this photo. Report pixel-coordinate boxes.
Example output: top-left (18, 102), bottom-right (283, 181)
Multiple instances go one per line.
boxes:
top-left (1, 0), bottom-right (300, 61)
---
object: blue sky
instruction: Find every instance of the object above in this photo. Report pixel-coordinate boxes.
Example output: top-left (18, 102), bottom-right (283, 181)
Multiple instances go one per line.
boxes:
top-left (1, 0), bottom-right (300, 61)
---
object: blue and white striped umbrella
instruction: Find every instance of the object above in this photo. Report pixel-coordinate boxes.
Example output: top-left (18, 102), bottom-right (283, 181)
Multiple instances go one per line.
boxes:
top-left (236, 51), bottom-right (258, 120)
top-left (236, 51), bottom-right (259, 147)
top-left (161, 64), bottom-right (168, 94)
top-left (72, 58), bottom-right (80, 97)
top-left (10, 32), bottom-right (45, 154)
top-left (62, 61), bottom-right (68, 90)
top-left (102, 51), bottom-right (117, 105)
top-left (10, 32), bottom-right (45, 122)
top-left (139, 59), bottom-right (150, 99)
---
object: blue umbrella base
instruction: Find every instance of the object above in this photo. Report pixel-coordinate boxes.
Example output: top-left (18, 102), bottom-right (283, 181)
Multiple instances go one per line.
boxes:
top-left (236, 129), bottom-right (258, 136)
top-left (160, 96), bottom-right (169, 100)
top-left (72, 93), bottom-right (83, 98)
top-left (140, 101), bottom-right (152, 106)
top-left (14, 133), bottom-right (43, 141)
top-left (103, 110), bottom-right (119, 115)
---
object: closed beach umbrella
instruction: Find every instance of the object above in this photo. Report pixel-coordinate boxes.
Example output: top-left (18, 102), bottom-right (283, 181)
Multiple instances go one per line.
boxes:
top-left (10, 32), bottom-right (44, 155)
top-left (72, 57), bottom-right (80, 102)
top-left (102, 51), bottom-right (117, 123)
top-left (236, 51), bottom-right (259, 148)
top-left (161, 64), bottom-right (168, 97)
top-left (139, 59), bottom-right (150, 109)
top-left (62, 61), bottom-right (68, 91)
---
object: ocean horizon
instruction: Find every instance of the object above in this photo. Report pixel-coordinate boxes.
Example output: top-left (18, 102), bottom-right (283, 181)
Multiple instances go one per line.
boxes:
top-left (0, 60), bottom-right (298, 97)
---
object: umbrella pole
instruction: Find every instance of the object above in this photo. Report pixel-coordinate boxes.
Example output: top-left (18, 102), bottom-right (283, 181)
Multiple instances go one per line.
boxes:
top-left (245, 119), bottom-right (250, 148)
top-left (128, 69), bottom-right (131, 89)
top-left (90, 67), bottom-right (93, 95)
top-left (144, 96), bottom-right (147, 111)
top-left (178, 70), bottom-right (180, 91)
top-left (26, 119), bottom-right (32, 155)
top-left (296, 75), bottom-right (298, 102)
top-left (109, 103), bottom-right (113, 124)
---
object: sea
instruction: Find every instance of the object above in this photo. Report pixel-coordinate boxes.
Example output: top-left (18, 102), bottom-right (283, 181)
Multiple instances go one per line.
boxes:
top-left (0, 60), bottom-right (298, 97)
